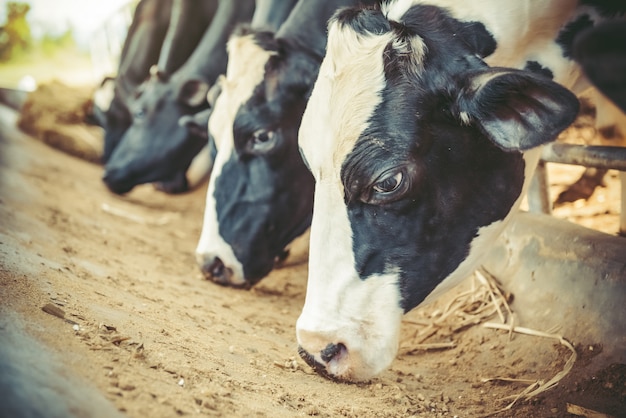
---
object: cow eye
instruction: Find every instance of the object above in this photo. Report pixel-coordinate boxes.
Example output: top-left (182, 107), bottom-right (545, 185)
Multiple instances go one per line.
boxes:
top-left (364, 168), bottom-right (412, 204)
top-left (250, 129), bottom-right (276, 152)
top-left (373, 171), bottom-right (403, 194)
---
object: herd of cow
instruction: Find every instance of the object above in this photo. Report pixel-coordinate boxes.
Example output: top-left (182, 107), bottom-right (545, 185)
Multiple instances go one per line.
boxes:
top-left (91, 0), bottom-right (626, 382)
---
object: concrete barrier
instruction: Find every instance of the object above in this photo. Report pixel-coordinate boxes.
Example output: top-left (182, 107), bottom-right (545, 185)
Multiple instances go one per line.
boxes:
top-left (482, 212), bottom-right (626, 367)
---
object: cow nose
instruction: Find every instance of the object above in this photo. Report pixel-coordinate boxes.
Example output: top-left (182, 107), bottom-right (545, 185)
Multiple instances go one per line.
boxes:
top-left (199, 256), bottom-right (231, 284)
top-left (297, 342), bottom-right (349, 381)
top-left (102, 170), bottom-right (134, 195)
top-left (197, 254), bottom-right (251, 289)
top-left (321, 342), bottom-right (347, 363)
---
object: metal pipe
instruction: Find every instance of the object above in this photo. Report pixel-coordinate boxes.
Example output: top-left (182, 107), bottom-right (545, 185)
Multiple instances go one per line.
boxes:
top-left (528, 160), bottom-right (552, 214)
top-left (541, 143), bottom-right (626, 171)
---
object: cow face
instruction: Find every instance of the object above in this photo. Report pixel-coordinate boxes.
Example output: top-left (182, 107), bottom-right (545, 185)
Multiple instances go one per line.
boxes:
top-left (296, 5), bottom-right (579, 381)
top-left (196, 30), bottom-right (315, 287)
top-left (102, 69), bottom-right (211, 194)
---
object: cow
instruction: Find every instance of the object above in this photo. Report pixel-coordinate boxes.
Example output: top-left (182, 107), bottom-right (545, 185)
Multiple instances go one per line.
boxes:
top-left (195, 0), bottom-right (377, 288)
top-left (95, 0), bottom-right (219, 164)
top-left (555, 17), bottom-right (626, 204)
top-left (95, 0), bottom-right (173, 162)
top-left (102, 0), bottom-right (256, 195)
top-left (574, 20), bottom-right (626, 113)
top-left (294, 0), bottom-right (625, 382)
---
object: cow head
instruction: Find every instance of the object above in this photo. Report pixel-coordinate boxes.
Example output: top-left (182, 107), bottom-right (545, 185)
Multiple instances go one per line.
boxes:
top-left (195, 29), bottom-right (316, 288)
top-left (102, 67), bottom-right (211, 194)
top-left (296, 4), bottom-right (579, 381)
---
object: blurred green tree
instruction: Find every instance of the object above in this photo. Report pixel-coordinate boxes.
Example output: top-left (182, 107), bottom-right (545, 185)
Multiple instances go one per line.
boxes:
top-left (0, 2), bottom-right (32, 61)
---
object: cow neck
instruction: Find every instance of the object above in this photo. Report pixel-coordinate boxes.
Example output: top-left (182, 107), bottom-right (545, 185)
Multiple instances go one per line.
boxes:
top-left (176, 0), bottom-right (256, 82)
top-left (275, 0), bottom-right (379, 62)
top-left (115, 74), bottom-right (140, 102)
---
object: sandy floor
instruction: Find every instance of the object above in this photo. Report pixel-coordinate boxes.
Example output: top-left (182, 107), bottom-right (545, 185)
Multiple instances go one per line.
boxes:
top-left (0, 99), bottom-right (625, 417)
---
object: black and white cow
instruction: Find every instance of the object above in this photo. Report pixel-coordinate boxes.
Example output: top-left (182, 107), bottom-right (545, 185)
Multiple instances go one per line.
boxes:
top-left (195, 0), bottom-right (377, 287)
top-left (295, 0), bottom-right (625, 381)
top-left (574, 20), bottom-right (626, 113)
top-left (97, 0), bottom-right (219, 165)
top-left (555, 17), bottom-right (626, 205)
top-left (102, 0), bottom-right (256, 194)
top-left (96, 0), bottom-right (173, 162)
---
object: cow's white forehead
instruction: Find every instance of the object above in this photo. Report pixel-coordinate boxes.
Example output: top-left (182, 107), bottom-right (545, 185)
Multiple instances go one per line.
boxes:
top-left (208, 34), bottom-right (276, 150)
top-left (299, 13), bottom-right (425, 183)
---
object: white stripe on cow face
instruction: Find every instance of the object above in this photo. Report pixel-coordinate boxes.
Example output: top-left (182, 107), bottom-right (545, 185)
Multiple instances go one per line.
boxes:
top-left (297, 19), bottom-right (414, 381)
top-left (196, 35), bottom-right (276, 286)
top-left (296, 178), bottom-right (404, 381)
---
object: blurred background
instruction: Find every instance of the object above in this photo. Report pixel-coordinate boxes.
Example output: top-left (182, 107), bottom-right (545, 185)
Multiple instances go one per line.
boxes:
top-left (0, 0), bottom-right (136, 89)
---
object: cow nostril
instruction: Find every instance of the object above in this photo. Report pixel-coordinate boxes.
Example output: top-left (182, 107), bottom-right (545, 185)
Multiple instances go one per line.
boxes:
top-left (199, 256), bottom-right (238, 287)
top-left (205, 257), bottom-right (225, 278)
top-left (297, 344), bottom-right (347, 381)
top-left (321, 342), bottom-right (347, 364)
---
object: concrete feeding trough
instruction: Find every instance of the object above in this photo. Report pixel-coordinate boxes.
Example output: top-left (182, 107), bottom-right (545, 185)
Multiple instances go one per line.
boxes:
top-left (482, 211), bottom-right (626, 368)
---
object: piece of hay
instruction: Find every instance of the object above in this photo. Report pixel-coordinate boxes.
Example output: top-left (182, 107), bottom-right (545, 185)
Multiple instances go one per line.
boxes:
top-left (479, 322), bottom-right (577, 416)
top-left (400, 269), bottom-right (511, 353)
top-left (566, 403), bottom-right (615, 418)
top-left (401, 267), bottom-right (578, 417)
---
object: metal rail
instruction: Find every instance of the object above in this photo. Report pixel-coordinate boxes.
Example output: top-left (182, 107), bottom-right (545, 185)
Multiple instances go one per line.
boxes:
top-left (528, 143), bottom-right (626, 235)
top-left (541, 143), bottom-right (626, 171)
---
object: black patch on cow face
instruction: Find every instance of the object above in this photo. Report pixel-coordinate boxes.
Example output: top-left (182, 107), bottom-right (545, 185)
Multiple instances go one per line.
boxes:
top-left (102, 76), bottom-right (209, 194)
top-left (525, 61), bottom-right (554, 79)
top-left (342, 91), bottom-right (525, 312)
top-left (335, 4), bottom-right (498, 65)
top-left (339, 6), bottom-right (526, 312)
top-left (403, 6), bottom-right (497, 58)
top-left (556, 14), bottom-right (594, 58)
top-left (213, 39), bottom-right (317, 283)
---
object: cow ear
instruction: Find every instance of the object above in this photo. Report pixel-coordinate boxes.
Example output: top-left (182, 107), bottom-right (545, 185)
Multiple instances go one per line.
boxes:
top-left (179, 79), bottom-right (210, 107)
top-left (456, 68), bottom-right (579, 151)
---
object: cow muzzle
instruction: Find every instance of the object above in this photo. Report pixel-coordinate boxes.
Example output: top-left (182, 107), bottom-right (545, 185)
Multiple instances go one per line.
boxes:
top-left (295, 328), bottom-right (389, 382)
top-left (297, 343), bottom-right (349, 382)
top-left (295, 295), bottom-right (403, 382)
top-left (196, 253), bottom-right (249, 289)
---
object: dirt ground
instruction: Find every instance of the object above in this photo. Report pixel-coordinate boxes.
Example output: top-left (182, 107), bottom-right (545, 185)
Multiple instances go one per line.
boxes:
top-left (0, 91), bottom-right (625, 417)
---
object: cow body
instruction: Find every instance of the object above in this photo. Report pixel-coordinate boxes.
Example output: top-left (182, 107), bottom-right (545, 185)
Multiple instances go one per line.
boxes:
top-left (195, 0), bottom-right (377, 287)
top-left (103, 0), bottom-right (256, 194)
top-left (295, 0), bottom-right (621, 381)
top-left (98, 0), bottom-right (219, 165)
